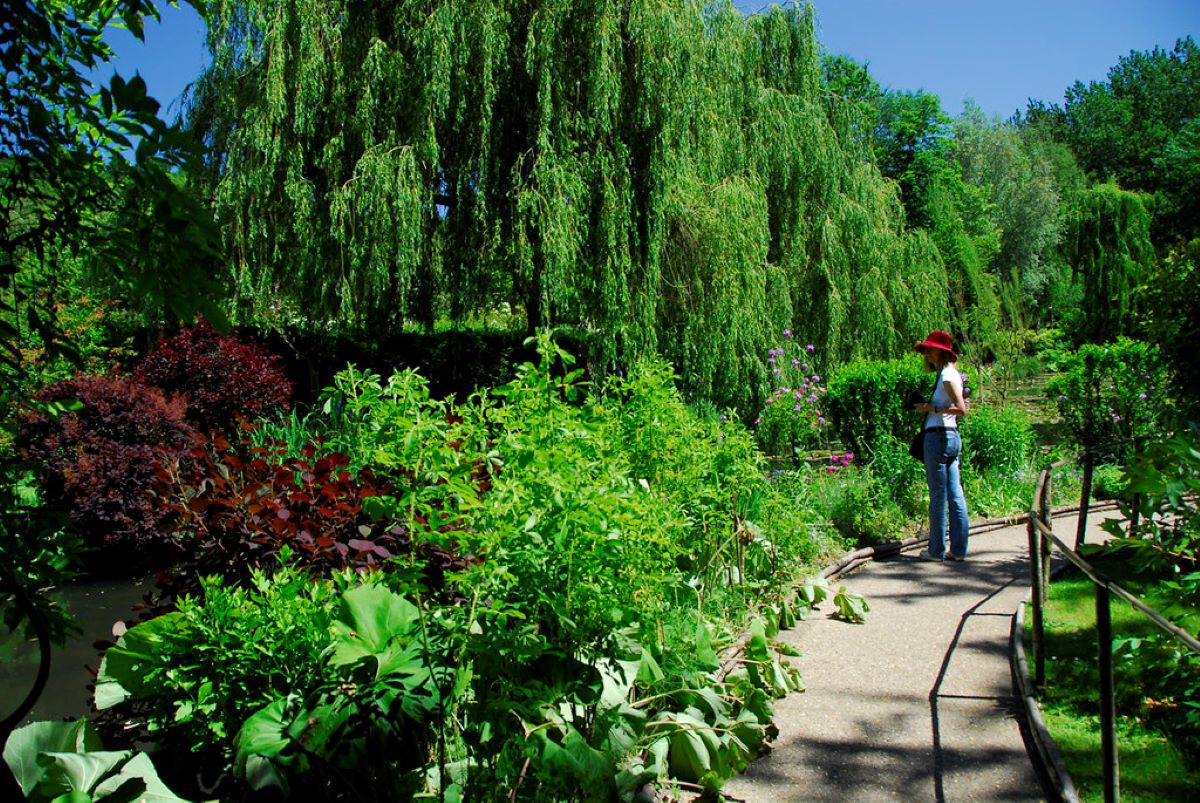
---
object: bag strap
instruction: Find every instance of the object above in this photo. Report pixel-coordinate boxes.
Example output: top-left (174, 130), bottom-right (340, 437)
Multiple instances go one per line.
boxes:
top-left (928, 368), bottom-right (943, 406)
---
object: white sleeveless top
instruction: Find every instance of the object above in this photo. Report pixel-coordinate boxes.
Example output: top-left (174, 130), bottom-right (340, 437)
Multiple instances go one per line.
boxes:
top-left (924, 364), bottom-right (962, 430)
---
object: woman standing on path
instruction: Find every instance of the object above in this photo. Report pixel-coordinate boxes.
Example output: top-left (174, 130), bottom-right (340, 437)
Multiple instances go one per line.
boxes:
top-left (913, 330), bottom-right (970, 561)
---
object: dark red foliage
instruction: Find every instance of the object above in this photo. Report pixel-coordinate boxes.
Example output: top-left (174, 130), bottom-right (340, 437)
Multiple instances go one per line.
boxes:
top-left (18, 374), bottom-right (199, 568)
top-left (134, 320), bottom-right (292, 434)
top-left (160, 437), bottom-right (473, 595)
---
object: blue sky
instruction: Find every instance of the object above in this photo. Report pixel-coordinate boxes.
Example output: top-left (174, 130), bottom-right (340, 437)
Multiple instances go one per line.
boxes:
top-left (100, 1), bottom-right (1199, 122)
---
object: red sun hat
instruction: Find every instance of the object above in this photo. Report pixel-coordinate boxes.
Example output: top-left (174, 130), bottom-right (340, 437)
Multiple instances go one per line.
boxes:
top-left (914, 330), bottom-right (957, 361)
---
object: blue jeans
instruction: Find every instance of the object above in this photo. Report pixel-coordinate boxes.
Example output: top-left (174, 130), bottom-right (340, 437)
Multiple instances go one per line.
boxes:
top-left (924, 428), bottom-right (969, 558)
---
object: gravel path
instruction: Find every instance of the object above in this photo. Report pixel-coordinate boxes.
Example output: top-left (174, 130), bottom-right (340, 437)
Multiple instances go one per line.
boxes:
top-left (721, 510), bottom-right (1118, 802)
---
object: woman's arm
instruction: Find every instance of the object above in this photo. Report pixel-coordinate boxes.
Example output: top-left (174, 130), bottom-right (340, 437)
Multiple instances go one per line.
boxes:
top-left (940, 377), bottom-right (968, 417)
top-left (915, 379), bottom-right (968, 417)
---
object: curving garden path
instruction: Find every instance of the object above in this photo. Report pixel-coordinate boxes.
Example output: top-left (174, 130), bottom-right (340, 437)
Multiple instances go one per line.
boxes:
top-left (722, 509), bottom-right (1118, 802)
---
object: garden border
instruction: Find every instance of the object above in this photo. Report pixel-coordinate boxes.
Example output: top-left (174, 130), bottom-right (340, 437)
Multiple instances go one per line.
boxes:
top-left (1008, 500), bottom-right (1119, 803)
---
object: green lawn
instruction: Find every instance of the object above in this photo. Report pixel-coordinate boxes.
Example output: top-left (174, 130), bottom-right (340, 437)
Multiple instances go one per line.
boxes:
top-left (1026, 556), bottom-right (1200, 801)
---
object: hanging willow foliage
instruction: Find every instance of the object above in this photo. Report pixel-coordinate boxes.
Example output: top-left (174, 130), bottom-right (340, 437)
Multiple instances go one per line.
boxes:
top-left (1062, 183), bottom-right (1154, 343)
top-left (190, 0), bottom-right (951, 411)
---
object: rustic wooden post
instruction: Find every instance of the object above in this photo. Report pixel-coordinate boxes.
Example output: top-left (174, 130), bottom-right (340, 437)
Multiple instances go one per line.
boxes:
top-left (1039, 475), bottom-right (1053, 603)
top-left (1027, 516), bottom-right (1045, 686)
top-left (1096, 584), bottom-right (1120, 803)
top-left (1076, 449), bottom-right (1094, 549)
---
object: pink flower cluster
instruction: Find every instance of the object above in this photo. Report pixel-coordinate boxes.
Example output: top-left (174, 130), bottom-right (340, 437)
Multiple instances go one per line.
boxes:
top-left (824, 452), bottom-right (854, 473)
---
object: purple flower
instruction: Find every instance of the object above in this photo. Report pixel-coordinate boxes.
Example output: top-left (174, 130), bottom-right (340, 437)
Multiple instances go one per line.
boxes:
top-left (792, 359), bottom-right (800, 367)
top-left (812, 375), bottom-right (821, 382)
top-left (720, 414), bottom-right (728, 421)
top-left (768, 356), bottom-right (776, 364)
top-left (818, 417), bottom-right (826, 425)
top-left (754, 418), bottom-right (761, 425)
top-left (719, 433), bottom-right (726, 440)
top-left (766, 397), bottom-right (774, 405)
top-left (783, 328), bottom-right (792, 338)
top-left (774, 368), bottom-right (782, 375)
top-left (794, 403), bottom-right (802, 411)
top-left (806, 344), bottom-right (815, 353)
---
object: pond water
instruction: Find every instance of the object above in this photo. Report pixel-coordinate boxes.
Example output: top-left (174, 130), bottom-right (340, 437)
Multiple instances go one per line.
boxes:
top-left (0, 576), bottom-right (152, 726)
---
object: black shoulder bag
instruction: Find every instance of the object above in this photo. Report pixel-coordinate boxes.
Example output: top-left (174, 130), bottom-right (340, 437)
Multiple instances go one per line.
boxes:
top-left (908, 368), bottom-right (943, 461)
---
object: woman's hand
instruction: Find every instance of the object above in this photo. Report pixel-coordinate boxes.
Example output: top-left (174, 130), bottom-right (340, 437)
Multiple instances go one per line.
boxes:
top-left (915, 402), bottom-right (934, 414)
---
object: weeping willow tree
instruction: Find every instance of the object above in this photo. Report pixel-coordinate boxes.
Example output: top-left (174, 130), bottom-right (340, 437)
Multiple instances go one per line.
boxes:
top-left (1062, 183), bottom-right (1154, 343)
top-left (190, 0), bottom-right (950, 411)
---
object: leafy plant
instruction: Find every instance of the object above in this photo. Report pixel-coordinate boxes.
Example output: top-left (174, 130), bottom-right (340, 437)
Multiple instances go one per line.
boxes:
top-left (755, 335), bottom-right (831, 459)
top-left (95, 565), bottom-right (340, 761)
top-left (17, 374), bottom-right (198, 568)
top-left (95, 568), bottom-right (450, 799)
top-left (833, 587), bottom-right (870, 623)
top-left (1095, 424), bottom-right (1200, 570)
top-left (135, 320), bottom-right (292, 434)
top-left (232, 581), bottom-right (449, 798)
top-left (0, 470), bottom-right (81, 645)
top-left (961, 403), bottom-right (1035, 475)
top-left (163, 439), bottom-right (394, 576)
top-left (3, 718), bottom-right (187, 803)
top-left (825, 356), bottom-right (931, 458)
top-left (1045, 337), bottom-right (1174, 452)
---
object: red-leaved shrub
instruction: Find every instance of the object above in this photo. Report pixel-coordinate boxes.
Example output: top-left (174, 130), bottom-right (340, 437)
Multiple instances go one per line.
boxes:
top-left (18, 374), bottom-right (199, 568)
top-left (161, 437), bottom-right (472, 595)
top-left (135, 320), bottom-right (292, 433)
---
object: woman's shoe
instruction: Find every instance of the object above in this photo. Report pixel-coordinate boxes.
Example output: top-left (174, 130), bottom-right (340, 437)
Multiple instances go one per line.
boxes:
top-left (919, 549), bottom-right (943, 561)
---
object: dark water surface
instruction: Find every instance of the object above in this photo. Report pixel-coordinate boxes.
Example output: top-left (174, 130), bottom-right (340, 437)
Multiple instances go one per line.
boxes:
top-left (1, 576), bottom-right (151, 725)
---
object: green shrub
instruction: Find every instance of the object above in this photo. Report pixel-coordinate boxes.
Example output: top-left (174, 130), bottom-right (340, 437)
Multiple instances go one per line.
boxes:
top-left (1090, 462), bottom-right (1129, 500)
top-left (961, 404), bottom-right (1035, 476)
top-left (1045, 337), bottom-right (1175, 453)
top-left (825, 356), bottom-right (931, 457)
top-left (95, 564), bottom-right (341, 761)
top-left (865, 433), bottom-right (927, 519)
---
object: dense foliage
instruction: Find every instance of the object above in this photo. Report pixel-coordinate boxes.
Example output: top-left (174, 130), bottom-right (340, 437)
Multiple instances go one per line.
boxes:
top-left (823, 356), bottom-right (930, 458)
top-left (83, 335), bottom-right (826, 800)
top-left (17, 374), bottom-right (197, 568)
top-left (160, 438), bottom-right (471, 592)
top-left (189, 0), bottom-right (949, 412)
top-left (134, 320), bottom-right (293, 433)
top-left (1045, 337), bottom-right (1173, 453)
top-left (0, 0), bottom-right (224, 392)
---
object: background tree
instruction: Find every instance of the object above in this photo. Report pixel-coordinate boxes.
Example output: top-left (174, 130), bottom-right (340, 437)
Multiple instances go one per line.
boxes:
top-left (1043, 37), bottom-right (1199, 244)
top-left (1136, 238), bottom-right (1200, 417)
top-left (190, 0), bottom-right (950, 413)
top-left (1061, 183), bottom-right (1154, 344)
top-left (952, 102), bottom-right (1072, 327)
top-left (1, 0), bottom-right (224, 387)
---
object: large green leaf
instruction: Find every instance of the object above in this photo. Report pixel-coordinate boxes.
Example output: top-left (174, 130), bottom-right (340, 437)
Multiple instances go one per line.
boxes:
top-left (330, 584), bottom-right (423, 678)
top-left (3, 720), bottom-right (101, 795)
top-left (234, 697), bottom-right (295, 792)
top-left (91, 753), bottom-right (188, 802)
top-left (94, 613), bottom-right (189, 710)
top-left (38, 750), bottom-right (132, 798)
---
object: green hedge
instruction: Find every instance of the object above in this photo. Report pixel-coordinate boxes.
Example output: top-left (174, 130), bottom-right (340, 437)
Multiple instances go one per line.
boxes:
top-left (825, 356), bottom-right (931, 457)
